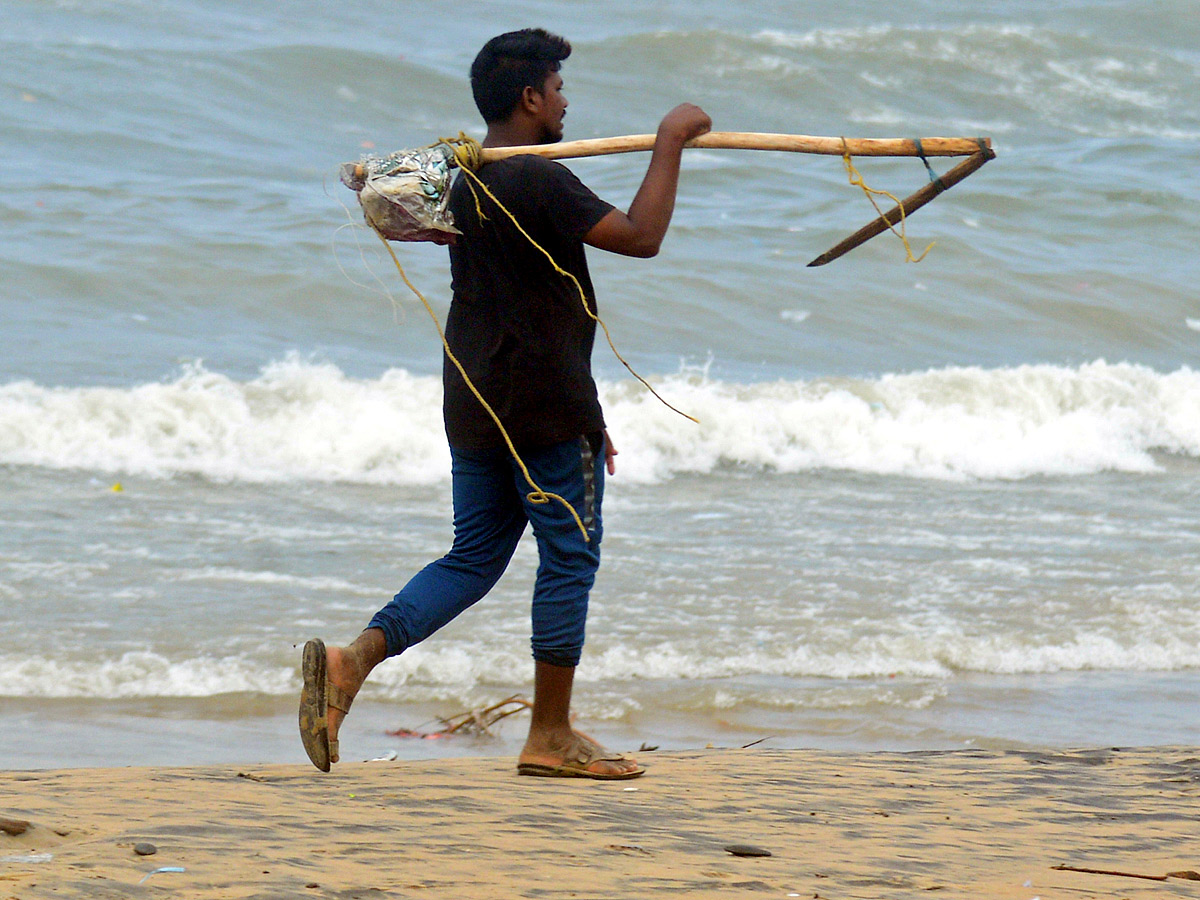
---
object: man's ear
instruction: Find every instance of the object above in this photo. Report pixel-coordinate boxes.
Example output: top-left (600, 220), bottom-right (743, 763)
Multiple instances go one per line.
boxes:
top-left (520, 84), bottom-right (543, 115)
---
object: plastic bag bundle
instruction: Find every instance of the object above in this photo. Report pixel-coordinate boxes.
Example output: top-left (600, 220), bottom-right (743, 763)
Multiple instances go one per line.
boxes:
top-left (340, 145), bottom-right (461, 245)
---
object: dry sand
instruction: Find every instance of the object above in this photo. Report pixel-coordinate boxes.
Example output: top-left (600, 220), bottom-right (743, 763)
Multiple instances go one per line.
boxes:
top-left (2, 746), bottom-right (1198, 899)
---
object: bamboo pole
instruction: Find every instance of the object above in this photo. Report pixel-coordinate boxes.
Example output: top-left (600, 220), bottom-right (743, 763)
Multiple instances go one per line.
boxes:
top-left (807, 148), bottom-right (996, 267)
top-left (480, 132), bottom-right (990, 163)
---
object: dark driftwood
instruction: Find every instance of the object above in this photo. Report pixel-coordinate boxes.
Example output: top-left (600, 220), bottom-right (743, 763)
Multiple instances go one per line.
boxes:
top-left (1051, 864), bottom-right (1168, 882)
top-left (386, 695), bottom-right (532, 739)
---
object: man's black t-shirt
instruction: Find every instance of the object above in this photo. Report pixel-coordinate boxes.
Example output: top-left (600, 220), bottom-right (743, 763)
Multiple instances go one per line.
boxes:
top-left (444, 155), bottom-right (615, 450)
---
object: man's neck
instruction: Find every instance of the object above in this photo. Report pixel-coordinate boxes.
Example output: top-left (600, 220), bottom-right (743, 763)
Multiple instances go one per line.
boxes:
top-left (481, 118), bottom-right (545, 149)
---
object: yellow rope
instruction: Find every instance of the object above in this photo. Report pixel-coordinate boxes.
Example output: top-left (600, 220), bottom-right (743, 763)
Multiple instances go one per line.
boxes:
top-left (373, 232), bottom-right (590, 541)
top-left (840, 138), bottom-right (934, 263)
top-left (439, 133), bottom-right (699, 425)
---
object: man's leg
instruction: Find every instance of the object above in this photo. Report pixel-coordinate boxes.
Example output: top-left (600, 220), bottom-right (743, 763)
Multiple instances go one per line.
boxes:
top-left (314, 445), bottom-right (527, 762)
top-left (513, 434), bottom-right (641, 777)
top-left (518, 660), bottom-right (640, 777)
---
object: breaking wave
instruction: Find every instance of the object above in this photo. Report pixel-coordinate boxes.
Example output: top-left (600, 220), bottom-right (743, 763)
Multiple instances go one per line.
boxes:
top-left (1, 356), bottom-right (1196, 484)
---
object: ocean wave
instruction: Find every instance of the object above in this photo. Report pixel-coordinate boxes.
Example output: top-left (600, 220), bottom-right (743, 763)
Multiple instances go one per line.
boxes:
top-left (1, 357), bottom-right (1196, 484)
top-left (744, 22), bottom-right (1197, 139)
top-left (0, 652), bottom-right (297, 700)
top-left (173, 567), bottom-right (383, 596)
top-left (0, 357), bottom-right (449, 485)
top-left (4, 625), bottom-right (1196, 701)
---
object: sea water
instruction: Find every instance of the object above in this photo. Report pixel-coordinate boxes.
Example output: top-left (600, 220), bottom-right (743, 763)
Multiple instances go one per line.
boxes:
top-left (1, 0), bottom-right (1198, 768)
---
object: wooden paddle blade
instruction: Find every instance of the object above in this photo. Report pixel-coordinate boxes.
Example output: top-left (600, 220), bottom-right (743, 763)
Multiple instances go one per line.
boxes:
top-left (807, 148), bottom-right (995, 267)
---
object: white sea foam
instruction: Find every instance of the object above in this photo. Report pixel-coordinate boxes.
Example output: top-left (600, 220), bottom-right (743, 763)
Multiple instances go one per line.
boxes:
top-left (0, 356), bottom-right (448, 484)
top-left (0, 652), bottom-right (296, 699)
top-left (756, 24), bottom-right (911, 51)
top-left (605, 360), bottom-right (1200, 483)
top-left (372, 625), bottom-right (1200, 691)
top-left (1, 358), bottom-right (1196, 484)
top-left (4, 622), bottom-right (1197, 701)
top-left (173, 567), bottom-right (382, 596)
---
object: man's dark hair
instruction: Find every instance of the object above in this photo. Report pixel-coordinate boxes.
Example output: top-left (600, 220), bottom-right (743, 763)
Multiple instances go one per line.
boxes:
top-left (470, 28), bottom-right (571, 124)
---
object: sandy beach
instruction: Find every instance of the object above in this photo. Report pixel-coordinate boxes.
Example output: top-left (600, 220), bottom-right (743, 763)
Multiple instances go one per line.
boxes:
top-left (2, 746), bottom-right (1198, 899)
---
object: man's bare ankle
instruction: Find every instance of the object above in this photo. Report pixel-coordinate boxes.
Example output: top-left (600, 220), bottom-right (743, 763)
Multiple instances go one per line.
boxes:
top-left (524, 726), bottom-right (587, 757)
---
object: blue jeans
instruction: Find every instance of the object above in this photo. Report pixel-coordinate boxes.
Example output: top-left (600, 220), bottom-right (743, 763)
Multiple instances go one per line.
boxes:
top-left (368, 434), bottom-right (604, 668)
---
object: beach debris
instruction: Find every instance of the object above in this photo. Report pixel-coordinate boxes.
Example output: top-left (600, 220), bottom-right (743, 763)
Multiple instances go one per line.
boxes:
top-left (0, 817), bottom-right (31, 836)
top-left (637, 742), bottom-right (659, 752)
top-left (237, 771), bottom-right (269, 782)
top-left (138, 866), bottom-right (185, 884)
top-left (1168, 870), bottom-right (1200, 880)
top-left (368, 750), bottom-right (399, 762)
top-left (386, 695), bottom-right (532, 739)
top-left (387, 729), bottom-right (449, 740)
top-left (1051, 864), bottom-right (1166, 881)
top-left (0, 853), bottom-right (52, 863)
top-left (133, 843), bottom-right (157, 856)
top-left (724, 844), bottom-right (772, 857)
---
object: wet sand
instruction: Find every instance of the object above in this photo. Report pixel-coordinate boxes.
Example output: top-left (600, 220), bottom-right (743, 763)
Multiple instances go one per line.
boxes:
top-left (2, 747), bottom-right (1198, 899)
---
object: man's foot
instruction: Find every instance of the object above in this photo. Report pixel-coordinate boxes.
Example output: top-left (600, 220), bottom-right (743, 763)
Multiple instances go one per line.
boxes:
top-left (322, 645), bottom-right (361, 762)
top-left (298, 640), bottom-right (367, 771)
top-left (517, 731), bottom-right (644, 780)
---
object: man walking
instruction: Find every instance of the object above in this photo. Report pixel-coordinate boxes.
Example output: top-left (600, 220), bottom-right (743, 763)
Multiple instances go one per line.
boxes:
top-left (300, 27), bottom-right (710, 778)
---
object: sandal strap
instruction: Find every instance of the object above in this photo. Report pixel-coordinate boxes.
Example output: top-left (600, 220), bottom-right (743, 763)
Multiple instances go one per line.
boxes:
top-left (568, 741), bottom-right (630, 767)
top-left (327, 682), bottom-right (355, 714)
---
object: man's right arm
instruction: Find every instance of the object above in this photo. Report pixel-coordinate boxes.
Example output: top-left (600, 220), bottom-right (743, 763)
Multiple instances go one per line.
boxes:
top-left (583, 103), bottom-right (712, 259)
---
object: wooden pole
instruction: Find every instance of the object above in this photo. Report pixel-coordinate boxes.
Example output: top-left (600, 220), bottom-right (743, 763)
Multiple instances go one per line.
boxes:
top-left (351, 133), bottom-right (992, 181)
top-left (807, 147), bottom-right (995, 267)
top-left (347, 132), bottom-right (996, 263)
top-left (480, 132), bottom-right (990, 163)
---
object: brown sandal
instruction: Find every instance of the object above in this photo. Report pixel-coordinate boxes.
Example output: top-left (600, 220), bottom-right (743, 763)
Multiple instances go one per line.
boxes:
top-left (517, 740), bottom-right (645, 780)
top-left (298, 639), bottom-right (356, 772)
